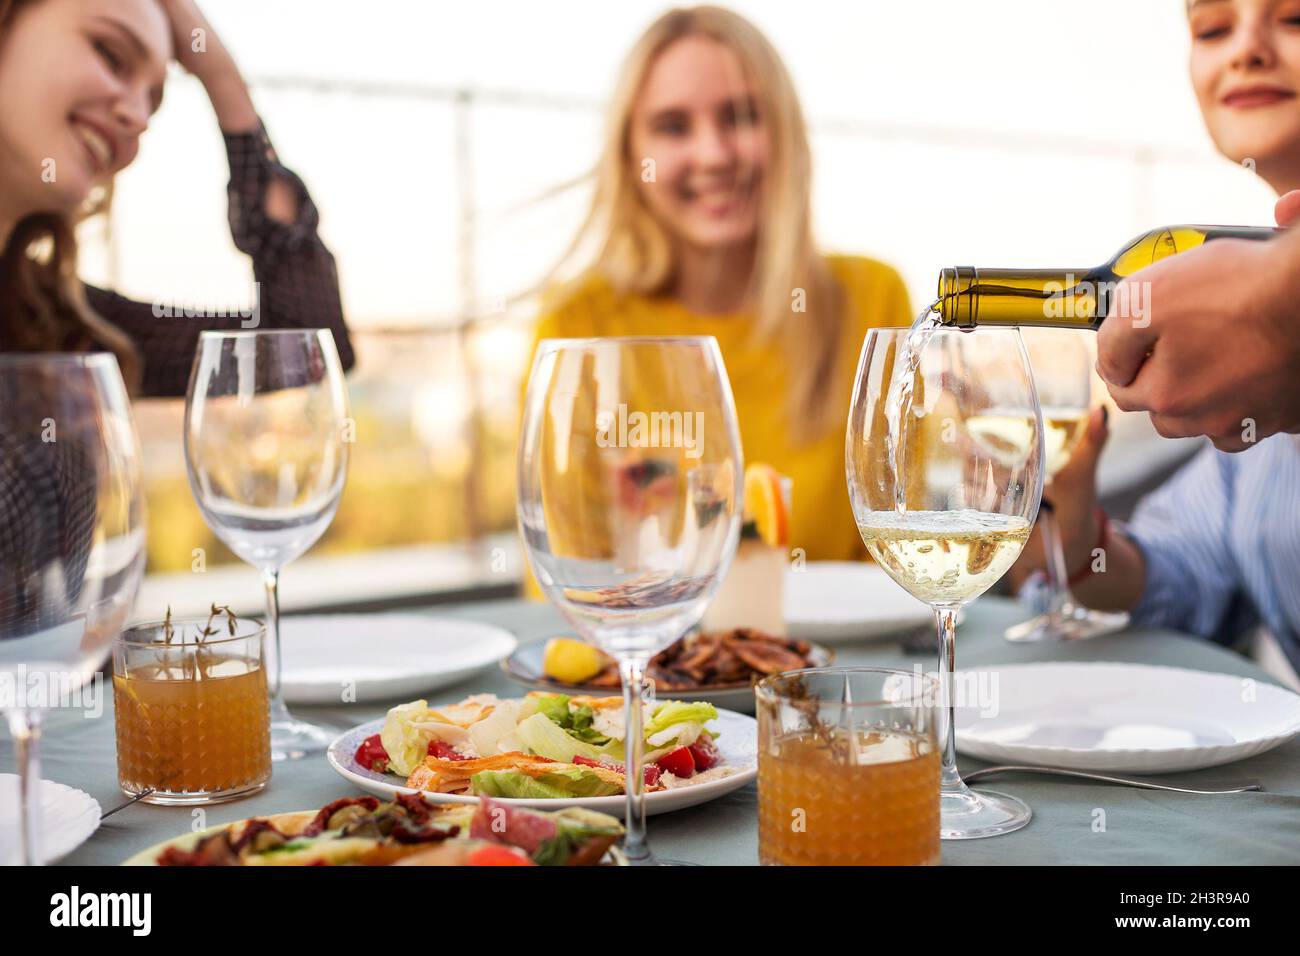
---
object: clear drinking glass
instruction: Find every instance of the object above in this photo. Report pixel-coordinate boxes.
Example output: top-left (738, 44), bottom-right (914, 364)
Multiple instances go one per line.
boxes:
top-left (184, 330), bottom-right (350, 761)
top-left (1004, 329), bottom-right (1128, 642)
top-left (0, 354), bottom-right (146, 864)
top-left (847, 326), bottom-right (1044, 839)
top-left (113, 616), bottom-right (271, 804)
top-left (757, 667), bottom-right (939, 865)
top-left (517, 336), bottom-right (742, 864)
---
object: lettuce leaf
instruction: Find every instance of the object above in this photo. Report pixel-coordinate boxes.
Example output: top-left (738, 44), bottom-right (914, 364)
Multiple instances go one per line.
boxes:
top-left (647, 720), bottom-right (707, 749)
top-left (515, 712), bottom-right (613, 763)
top-left (644, 701), bottom-right (718, 741)
top-left (566, 705), bottom-right (610, 744)
top-left (533, 693), bottom-right (571, 726)
top-left (378, 699), bottom-right (436, 777)
top-left (471, 767), bottom-right (622, 799)
top-left (531, 824), bottom-right (614, 866)
top-left (533, 693), bottom-right (611, 746)
top-left (532, 809), bottom-right (624, 864)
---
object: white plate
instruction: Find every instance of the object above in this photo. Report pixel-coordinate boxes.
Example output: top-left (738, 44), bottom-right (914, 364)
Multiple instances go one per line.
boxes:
top-left (327, 709), bottom-right (756, 817)
top-left (954, 662), bottom-right (1300, 774)
top-left (279, 615), bottom-right (517, 705)
top-left (0, 775), bottom-right (100, 865)
top-left (785, 562), bottom-right (936, 643)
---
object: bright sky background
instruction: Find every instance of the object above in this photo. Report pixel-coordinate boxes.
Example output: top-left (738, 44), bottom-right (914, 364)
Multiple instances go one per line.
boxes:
top-left (83, 0), bottom-right (1279, 332)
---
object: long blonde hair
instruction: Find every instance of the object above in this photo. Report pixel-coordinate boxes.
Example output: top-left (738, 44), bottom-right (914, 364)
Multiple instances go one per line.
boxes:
top-left (555, 5), bottom-right (845, 443)
top-left (0, 0), bottom-right (141, 391)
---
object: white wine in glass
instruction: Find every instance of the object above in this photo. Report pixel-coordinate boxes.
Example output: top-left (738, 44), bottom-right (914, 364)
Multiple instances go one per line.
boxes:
top-left (517, 336), bottom-right (742, 864)
top-left (0, 354), bottom-right (146, 864)
top-left (966, 407), bottom-right (1085, 477)
top-left (1041, 407), bottom-right (1090, 479)
top-left (185, 330), bottom-right (350, 761)
top-left (847, 320), bottom-right (1044, 839)
top-left (857, 510), bottom-right (1031, 606)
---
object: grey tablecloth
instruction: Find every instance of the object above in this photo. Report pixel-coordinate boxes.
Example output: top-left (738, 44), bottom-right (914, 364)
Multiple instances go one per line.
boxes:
top-left (9, 597), bottom-right (1300, 865)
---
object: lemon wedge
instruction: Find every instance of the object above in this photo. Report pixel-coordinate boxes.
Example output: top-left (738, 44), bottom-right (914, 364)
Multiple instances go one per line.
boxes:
top-left (542, 637), bottom-right (605, 685)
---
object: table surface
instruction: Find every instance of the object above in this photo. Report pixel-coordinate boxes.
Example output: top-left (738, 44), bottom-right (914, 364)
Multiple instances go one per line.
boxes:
top-left (11, 596), bottom-right (1300, 866)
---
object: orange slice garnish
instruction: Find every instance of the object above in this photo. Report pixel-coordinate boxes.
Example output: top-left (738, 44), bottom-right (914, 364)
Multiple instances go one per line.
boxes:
top-left (743, 463), bottom-right (788, 548)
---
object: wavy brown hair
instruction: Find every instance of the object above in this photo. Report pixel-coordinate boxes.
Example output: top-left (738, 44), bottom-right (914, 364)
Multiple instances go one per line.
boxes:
top-left (0, 0), bottom-right (141, 390)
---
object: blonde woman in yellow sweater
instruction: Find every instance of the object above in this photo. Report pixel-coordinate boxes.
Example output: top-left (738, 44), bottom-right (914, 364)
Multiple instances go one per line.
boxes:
top-left (528, 5), bottom-right (913, 564)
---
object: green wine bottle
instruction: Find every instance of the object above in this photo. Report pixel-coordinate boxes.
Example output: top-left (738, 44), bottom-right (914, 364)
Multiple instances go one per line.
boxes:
top-left (937, 225), bottom-right (1277, 329)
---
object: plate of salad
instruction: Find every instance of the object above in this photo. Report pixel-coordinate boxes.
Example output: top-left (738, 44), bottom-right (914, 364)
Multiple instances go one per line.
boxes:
top-left (327, 691), bottom-right (756, 817)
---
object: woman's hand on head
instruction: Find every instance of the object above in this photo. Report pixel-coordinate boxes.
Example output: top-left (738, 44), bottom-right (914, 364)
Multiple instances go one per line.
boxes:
top-left (158, 0), bottom-right (225, 80)
top-left (157, 0), bottom-right (259, 132)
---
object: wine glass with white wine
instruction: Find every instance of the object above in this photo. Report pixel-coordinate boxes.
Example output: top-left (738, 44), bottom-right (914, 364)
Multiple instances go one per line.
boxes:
top-left (184, 330), bottom-right (350, 761)
top-left (999, 329), bottom-right (1128, 642)
top-left (517, 337), bottom-right (742, 864)
top-left (847, 322), bottom-right (1044, 839)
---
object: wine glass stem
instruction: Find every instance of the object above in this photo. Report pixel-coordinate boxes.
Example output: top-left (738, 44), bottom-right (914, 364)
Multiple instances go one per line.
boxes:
top-left (1040, 505), bottom-right (1073, 615)
top-left (263, 568), bottom-right (284, 706)
top-left (935, 608), bottom-right (963, 790)
top-left (618, 656), bottom-right (651, 863)
top-left (6, 708), bottom-right (43, 866)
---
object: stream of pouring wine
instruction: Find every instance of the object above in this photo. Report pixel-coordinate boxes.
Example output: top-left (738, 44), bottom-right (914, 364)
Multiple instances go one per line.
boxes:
top-left (885, 301), bottom-right (943, 511)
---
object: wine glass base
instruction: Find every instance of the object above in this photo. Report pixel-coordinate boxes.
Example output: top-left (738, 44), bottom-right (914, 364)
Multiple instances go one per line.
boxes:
top-left (940, 785), bottom-right (1032, 840)
top-left (270, 713), bottom-right (336, 762)
top-left (1005, 607), bottom-right (1129, 643)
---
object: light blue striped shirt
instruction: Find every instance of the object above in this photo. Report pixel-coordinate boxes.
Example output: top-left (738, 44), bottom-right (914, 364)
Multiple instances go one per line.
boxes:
top-left (1122, 434), bottom-right (1300, 673)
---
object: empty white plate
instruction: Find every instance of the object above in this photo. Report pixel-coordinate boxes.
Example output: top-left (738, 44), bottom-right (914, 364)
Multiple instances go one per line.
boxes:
top-left (279, 615), bottom-right (517, 705)
top-left (954, 662), bottom-right (1300, 774)
top-left (785, 562), bottom-right (935, 643)
top-left (0, 775), bottom-right (100, 865)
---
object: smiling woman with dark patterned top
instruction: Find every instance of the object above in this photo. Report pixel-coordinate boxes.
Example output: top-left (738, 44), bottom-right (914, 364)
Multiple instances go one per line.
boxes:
top-left (0, 0), bottom-right (354, 396)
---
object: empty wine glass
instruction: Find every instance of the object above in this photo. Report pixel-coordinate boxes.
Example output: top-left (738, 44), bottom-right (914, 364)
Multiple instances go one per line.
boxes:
top-left (517, 337), bottom-right (742, 864)
top-left (847, 324), bottom-right (1044, 839)
top-left (1004, 329), bottom-right (1128, 642)
top-left (184, 330), bottom-right (350, 761)
top-left (0, 354), bottom-right (146, 864)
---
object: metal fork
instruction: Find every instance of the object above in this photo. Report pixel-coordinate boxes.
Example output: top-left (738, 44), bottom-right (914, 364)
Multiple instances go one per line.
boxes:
top-left (964, 764), bottom-right (1262, 794)
top-left (99, 788), bottom-right (155, 820)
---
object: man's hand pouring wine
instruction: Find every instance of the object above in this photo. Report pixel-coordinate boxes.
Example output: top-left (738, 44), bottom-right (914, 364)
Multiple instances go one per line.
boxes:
top-left (1097, 193), bottom-right (1300, 452)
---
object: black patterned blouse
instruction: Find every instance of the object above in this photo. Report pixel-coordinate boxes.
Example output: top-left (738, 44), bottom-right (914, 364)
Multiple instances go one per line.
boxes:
top-left (1, 124), bottom-right (354, 638)
top-left (85, 122), bottom-right (355, 398)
